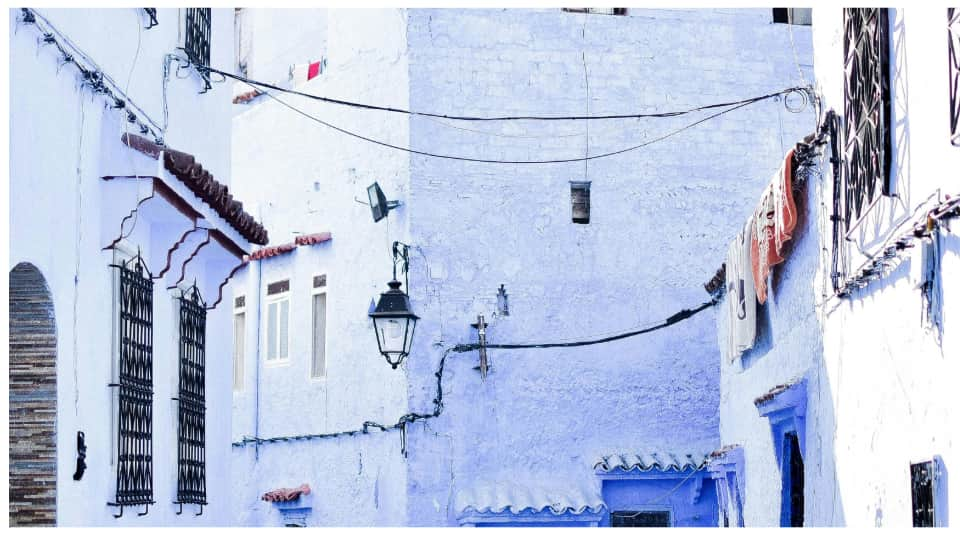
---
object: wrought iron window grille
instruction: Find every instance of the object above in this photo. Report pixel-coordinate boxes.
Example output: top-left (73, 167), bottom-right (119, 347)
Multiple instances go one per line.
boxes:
top-left (142, 8), bottom-right (158, 30)
top-left (175, 284), bottom-right (208, 515)
top-left (910, 461), bottom-right (935, 527)
top-left (949, 9), bottom-right (960, 146)
top-left (183, 8), bottom-right (211, 91)
top-left (842, 8), bottom-right (893, 231)
top-left (108, 253), bottom-right (156, 518)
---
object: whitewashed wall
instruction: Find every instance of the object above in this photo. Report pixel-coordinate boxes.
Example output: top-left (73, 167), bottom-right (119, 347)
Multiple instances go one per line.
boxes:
top-left (9, 8), bottom-right (238, 525)
top-left (229, 8), bottom-right (412, 526)
top-left (718, 6), bottom-right (959, 527)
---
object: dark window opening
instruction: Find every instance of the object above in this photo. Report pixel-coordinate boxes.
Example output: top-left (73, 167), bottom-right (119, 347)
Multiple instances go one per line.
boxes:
top-left (176, 286), bottom-right (207, 510)
top-left (234, 295), bottom-right (245, 309)
top-left (773, 8), bottom-right (789, 23)
top-left (571, 181), bottom-right (591, 224)
top-left (773, 8), bottom-right (812, 25)
top-left (911, 461), bottom-right (935, 527)
top-left (842, 8), bottom-right (893, 228)
top-left (780, 431), bottom-right (804, 527)
top-left (184, 8), bottom-right (212, 90)
top-left (267, 279), bottom-right (290, 295)
top-left (111, 254), bottom-right (156, 512)
top-left (611, 510), bottom-right (670, 527)
top-left (313, 274), bottom-right (327, 288)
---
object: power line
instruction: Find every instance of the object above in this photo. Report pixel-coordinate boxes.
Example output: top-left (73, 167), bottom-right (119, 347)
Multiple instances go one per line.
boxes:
top-left (232, 295), bottom-right (718, 447)
top-left (202, 64), bottom-right (806, 123)
top-left (246, 82), bottom-right (776, 165)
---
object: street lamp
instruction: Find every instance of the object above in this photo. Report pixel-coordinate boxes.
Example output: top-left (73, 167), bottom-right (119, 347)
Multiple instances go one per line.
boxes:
top-left (370, 243), bottom-right (419, 369)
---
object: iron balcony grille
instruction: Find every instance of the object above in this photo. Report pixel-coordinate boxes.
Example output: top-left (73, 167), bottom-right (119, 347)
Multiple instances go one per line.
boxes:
top-left (842, 8), bottom-right (893, 230)
top-left (949, 9), bottom-right (960, 145)
top-left (184, 8), bottom-right (211, 90)
top-left (910, 461), bottom-right (935, 527)
top-left (176, 286), bottom-right (208, 511)
top-left (111, 254), bottom-right (155, 514)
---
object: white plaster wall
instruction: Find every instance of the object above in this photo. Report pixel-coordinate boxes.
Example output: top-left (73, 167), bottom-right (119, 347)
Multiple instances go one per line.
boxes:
top-left (235, 8), bottom-right (328, 86)
top-left (9, 8), bottom-right (236, 525)
top-left (812, 7), bottom-right (960, 527)
top-left (228, 8), bottom-right (411, 526)
top-left (402, 8), bottom-right (815, 526)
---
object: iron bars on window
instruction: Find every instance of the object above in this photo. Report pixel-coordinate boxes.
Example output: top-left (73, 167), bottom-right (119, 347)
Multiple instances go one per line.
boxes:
top-left (949, 9), bottom-right (960, 146)
top-left (109, 254), bottom-right (155, 517)
top-left (184, 8), bottom-right (211, 91)
top-left (842, 8), bottom-right (893, 230)
top-left (176, 285), bottom-right (207, 514)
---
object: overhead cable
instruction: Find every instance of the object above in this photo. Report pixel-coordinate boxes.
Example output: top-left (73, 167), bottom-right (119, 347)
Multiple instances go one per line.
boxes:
top-left (202, 64), bottom-right (807, 122)
top-left (246, 82), bottom-right (776, 164)
top-left (232, 295), bottom-right (718, 447)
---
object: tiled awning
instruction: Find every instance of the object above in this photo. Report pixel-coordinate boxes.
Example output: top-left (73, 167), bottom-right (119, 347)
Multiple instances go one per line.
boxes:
top-left (122, 133), bottom-right (268, 245)
top-left (456, 479), bottom-right (605, 517)
top-left (594, 450), bottom-right (710, 473)
top-left (247, 232), bottom-right (332, 262)
top-left (262, 483), bottom-right (311, 503)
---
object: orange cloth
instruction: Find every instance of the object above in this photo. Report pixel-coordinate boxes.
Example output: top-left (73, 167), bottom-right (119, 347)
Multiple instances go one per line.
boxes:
top-left (750, 149), bottom-right (797, 304)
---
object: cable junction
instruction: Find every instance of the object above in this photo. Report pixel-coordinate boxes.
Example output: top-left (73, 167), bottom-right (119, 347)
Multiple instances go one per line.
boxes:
top-left (232, 295), bottom-right (718, 449)
top-left (203, 64), bottom-right (808, 122)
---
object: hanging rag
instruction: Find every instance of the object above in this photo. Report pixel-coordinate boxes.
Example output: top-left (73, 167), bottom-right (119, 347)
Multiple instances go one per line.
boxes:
top-left (751, 149), bottom-right (797, 304)
top-left (725, 216), bottom-right (758, 361)
top-left (920, 222), bottom-right (943, 338)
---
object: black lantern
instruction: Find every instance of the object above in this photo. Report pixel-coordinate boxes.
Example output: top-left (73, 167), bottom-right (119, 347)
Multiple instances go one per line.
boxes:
top-left (370, 279), bottom-right (419, 369)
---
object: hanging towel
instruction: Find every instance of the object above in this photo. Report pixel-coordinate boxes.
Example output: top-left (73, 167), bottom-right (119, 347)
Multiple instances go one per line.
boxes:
top-left (290, 59), bottom-right (324, 86)
top-left (725, 216), bottom-right (758, 361)
top-left (751, 149), bottom-right (797, 304)
top-left (920, 223), bottom-right (943, 338)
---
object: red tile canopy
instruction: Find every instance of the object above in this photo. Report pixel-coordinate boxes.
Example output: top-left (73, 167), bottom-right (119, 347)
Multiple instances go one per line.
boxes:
top-left (247, 232), bottom-right (332, 261)
top-left (122, 133), bottom-right (269, 245)
top-left (262, 483), bottom-right (311, 503)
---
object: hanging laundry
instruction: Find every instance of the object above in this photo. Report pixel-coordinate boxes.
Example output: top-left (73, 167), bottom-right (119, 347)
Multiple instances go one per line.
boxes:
top-left (751, 149), bottom-right (797, 304)
top-left (919, 221), bottom-right (943, 338)
top-left (725, 216), bottom-right (758, 361)
top-left (290, 59), bottom-right (325, 86)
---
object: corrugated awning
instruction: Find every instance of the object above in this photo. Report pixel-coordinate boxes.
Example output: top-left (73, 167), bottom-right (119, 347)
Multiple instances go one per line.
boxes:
top-left (456, 479), bottom-right (604, 516)
top-left (594, 450), bottom-right (710, 473)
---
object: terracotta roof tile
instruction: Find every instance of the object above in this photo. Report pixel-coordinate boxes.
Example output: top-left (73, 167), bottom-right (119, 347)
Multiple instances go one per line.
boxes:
top-left (121, 133), bottom-right (269, 245)
top-left (245, 232), bottom-right (332, 262)
top-left (248, 242), bottom-right (297, 261)
top-left (262, 483), bottom-right (310, 503)
top-left (232, 89), bottom-right (264, 104)
top-left (753, 381), bottom-right (798, 406)
top-left (295, 232), bottom-right (332, 246)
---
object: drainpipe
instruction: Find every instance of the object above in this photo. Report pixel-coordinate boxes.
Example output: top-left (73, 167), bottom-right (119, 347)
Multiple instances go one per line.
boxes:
top-left (254, 256), bottom-right (263, 461)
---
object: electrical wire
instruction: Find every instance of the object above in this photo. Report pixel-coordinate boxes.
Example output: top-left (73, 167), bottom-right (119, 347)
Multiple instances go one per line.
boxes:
top-left (232, 295), bottom-right (718, 447)
top-left (202, 64), bottom-right (806, 122)
top-left (247, 81), bottom-right (774, 165)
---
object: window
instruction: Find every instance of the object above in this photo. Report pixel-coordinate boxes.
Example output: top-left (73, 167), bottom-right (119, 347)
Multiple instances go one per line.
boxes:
top-left (265, 279), bottom-right (290, 364)
top-left (781, 432), bottom-right (804, 527)
top-left (184, 8), bottom-right (212, 90)
top-left (911, 457), bottom-right (946, 527)
top-left (611, 511), bottom-right (670, 527)
top-left (233, 296), bottom-right (245, 391)
top-left (708, 446), bottom-right (745, 528)
top-left (110, 252), bottom-right (155, 515)
top-left (772, 8), bottom-right (812, 25)
top-left (311, 275), bottom-right (327, 379)
top-left (175, 285), bottom-right (207, 511)
top-left (562, 8), bottom-right (626, 16)
top-left (949, 8), bottom-right (960, 145)
top-left (842, 8), bottom-right (892, 229)
top-left (571, 181), bottom-right (591, 224)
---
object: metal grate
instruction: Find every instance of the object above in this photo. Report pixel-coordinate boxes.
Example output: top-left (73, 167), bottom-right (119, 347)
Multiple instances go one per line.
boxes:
top-left (949, 9), bottom-right (960, 145)
top-left (910, 461), bottom-right (935, 527)
top-left (611, 510), bottom-right (670, 527)
top-left (176, 285), bottom-right (207, 513)
top-left (842, 8), bottom-right (892, 230)
top-left (143, 8), bottom-right (158, 29)
top-left (110, 254), bottom-right (155, 516)
top-left (184, 8), bottom-right (211, 90)
top-left (571, 181), bottom-right (591, 224)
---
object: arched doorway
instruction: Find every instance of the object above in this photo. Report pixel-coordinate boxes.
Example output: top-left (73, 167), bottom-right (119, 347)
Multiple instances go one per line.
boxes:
top-left (9, 262), bottom-right (57, 526)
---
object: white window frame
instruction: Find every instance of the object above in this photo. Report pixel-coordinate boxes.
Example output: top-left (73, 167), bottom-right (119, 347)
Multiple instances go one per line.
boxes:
top-left (233, 296), bottom-right (246, 391)
top-left (310, 275), bottom-right (328, 381)
top-left (264, 282), bottom-right (291, 366)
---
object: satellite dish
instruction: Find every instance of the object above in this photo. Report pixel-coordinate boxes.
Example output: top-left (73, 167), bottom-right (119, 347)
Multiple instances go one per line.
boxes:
top-left (366, 182), bottom-right (401, 223)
